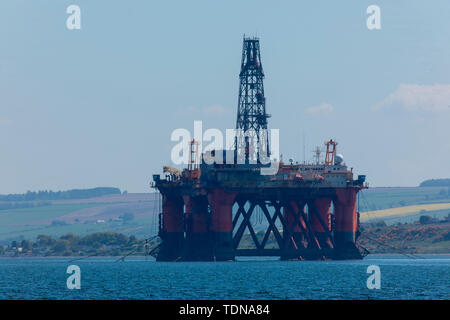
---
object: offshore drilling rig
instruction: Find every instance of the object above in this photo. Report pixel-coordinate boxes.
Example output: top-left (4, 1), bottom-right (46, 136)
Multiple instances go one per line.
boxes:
top-left (152, 37), bottom-right (368, 261)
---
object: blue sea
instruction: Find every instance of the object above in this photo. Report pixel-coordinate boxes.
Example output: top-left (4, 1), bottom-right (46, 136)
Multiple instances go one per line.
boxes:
top-left (0, 254), bottom-right (448, 300)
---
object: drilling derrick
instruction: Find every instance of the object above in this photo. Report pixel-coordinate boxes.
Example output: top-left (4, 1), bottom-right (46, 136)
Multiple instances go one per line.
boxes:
top-left (152, 37), bottom-right (368, 262)
top-left (235, 37), bottom-right (270, 162)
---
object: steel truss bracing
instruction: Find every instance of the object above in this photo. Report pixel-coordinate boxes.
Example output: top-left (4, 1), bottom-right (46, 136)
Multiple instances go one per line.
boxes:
top-left (235, 37), bottom-right (270, 160)
top-left (231, 198), bottom-right (336, 259)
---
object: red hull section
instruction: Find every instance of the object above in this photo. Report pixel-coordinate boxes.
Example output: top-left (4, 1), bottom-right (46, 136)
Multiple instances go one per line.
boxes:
top-left (334, 188), bottom-right (358, 245)
top-left (208, 189), bottom-right (236, 233)
top-left (183, 195), bottom-right (208, 233)
top-left (162, 195), bottom-right (183, 233)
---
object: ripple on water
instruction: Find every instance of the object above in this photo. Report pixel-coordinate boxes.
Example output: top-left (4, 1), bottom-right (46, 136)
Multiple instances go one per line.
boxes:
top-left (0, 255), bottom-right (448, 299)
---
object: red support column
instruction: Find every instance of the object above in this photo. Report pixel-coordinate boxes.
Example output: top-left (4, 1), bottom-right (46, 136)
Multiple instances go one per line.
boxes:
top-left (208, 188), bottom-right (236, 261)
top-left (333, 188), bottom-right (358, 247)
top-left (183, 195), bottom-right (212, 261)
top-left (157, 194), bottom-right (184, 261)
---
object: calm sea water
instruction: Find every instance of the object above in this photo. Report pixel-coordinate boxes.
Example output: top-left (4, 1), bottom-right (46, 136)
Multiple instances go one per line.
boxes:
top-left (0, 254), bottom-right (448, 300)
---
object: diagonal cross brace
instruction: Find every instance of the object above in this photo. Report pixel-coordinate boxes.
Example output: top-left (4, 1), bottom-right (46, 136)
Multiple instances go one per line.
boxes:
top-left (233, 201), bottom-right (259, 249)
top-left (296, 200), bottom-right (322, 250)
top-left (307, 201), bottom-right (335, 248)
top-left (259, 201), bottom-right (284, 249)
top-left (283, 201), bottom-right (309, 249)
top-left (232, 202), bottom-right (245, 229)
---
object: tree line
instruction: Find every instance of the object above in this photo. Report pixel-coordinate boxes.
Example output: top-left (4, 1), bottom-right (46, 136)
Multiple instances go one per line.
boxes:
top-left (0, 232), bottom-right (155, 257)
top-left (420, 179), bottom-right (450, 187)
top-left (0, 187), bottom-right (121, 202)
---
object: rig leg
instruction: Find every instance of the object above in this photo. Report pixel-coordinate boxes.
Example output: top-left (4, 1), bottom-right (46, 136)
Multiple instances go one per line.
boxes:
top-left (208, 189), bottom-right (236, 261)
top-left (183, 195), bottom-right (213, 261)
top-left (157, 194), bottom-right (184, 261)
top-left (333, 189), bottom-right (361, 259)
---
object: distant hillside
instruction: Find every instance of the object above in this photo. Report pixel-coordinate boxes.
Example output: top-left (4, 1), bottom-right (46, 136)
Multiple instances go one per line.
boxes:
top-left (358, 186), bottom-right (450, 213)
top-left (0, 187), bottom-right (121, 202)
top-left (420, 179), bottom-right (450, 187)
top-left (358, 220), bottom-right (450, 254)
top-left (0, 193), bottom-right (159, 244)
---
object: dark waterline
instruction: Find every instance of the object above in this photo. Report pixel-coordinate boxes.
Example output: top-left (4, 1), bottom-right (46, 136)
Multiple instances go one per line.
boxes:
top-left (0, 254), bottom-right (448, 300)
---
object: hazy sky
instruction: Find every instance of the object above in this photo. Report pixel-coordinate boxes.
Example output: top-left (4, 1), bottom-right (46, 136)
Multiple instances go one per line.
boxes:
top-left (1, 1), bottom-right (450, 193)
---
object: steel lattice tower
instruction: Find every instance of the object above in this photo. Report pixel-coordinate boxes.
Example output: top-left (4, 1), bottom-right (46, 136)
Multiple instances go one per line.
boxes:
top-left (235, 37), bottom-right (271, 161)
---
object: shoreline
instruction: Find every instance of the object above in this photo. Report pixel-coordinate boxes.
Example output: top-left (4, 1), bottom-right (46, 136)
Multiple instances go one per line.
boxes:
top-left (1, 253), bottom-right (449, 259)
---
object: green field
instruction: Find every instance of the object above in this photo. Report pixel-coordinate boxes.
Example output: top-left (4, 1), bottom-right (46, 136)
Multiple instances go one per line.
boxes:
top-left (0, 203), bottom-right (158, 244)
top-left (358, 187), bottom-right (450, 212)
top-left (0, 203), bottom-right (97, 225)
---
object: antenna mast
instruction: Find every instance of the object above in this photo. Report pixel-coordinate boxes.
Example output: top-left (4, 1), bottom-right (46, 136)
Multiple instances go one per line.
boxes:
top-left (324, 139), bottom-right (338, 165)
